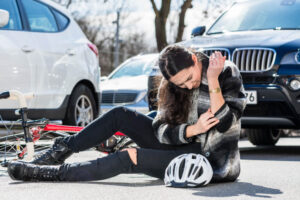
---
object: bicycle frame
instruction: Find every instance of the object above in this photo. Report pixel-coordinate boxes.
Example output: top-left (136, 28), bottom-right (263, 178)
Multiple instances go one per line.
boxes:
top-left (16, 123), bottom-right (125, 159)
top-left (0, 90), bottom-right (127, 162)
top-left (43, 124), bottom-right (125, 137)
top-left (0, 90), bottom-right (35, 161)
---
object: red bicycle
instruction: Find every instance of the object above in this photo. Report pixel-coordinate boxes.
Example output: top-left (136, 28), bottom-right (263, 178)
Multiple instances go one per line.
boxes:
top-left (0, 90), bottom-right (138, 166)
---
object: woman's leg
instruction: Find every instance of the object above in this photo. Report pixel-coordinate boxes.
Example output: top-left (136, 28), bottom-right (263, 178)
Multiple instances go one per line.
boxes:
top-left (133, 146), bottom-right (203, 179)
top-left (58, 151), bottom-right (134, 181)
top-left (63, 106), bottom-right (174, 152)
top-left (59, 145), bottom-right (203, 181)
top-left (8, 143), bottom-right (203, 181)
top-left (9, 148), bottom-right (173, 181)
top-left (31, 106), bottom-right (176, 165)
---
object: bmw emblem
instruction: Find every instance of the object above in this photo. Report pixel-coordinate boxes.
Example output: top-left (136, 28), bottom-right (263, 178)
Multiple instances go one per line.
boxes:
top-left (295, 50), bottom-right (300, 64)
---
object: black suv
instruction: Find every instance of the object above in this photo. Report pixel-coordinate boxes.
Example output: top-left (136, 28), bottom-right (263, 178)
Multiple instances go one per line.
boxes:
top-left (149, 0), bottom-right (300, 146)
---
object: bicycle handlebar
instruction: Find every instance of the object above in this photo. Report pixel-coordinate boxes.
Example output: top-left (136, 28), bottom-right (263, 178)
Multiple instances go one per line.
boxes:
top-left (0, 90), bottom-right (34, 107)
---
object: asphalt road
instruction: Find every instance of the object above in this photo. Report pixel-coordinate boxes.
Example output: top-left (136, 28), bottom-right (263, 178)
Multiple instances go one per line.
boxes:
top-left (1, 137), bottom-right (300, 200)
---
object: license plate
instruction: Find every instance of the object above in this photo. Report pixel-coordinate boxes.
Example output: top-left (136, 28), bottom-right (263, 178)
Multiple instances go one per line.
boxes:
top-left (245, 90), bottom-right (257, 105)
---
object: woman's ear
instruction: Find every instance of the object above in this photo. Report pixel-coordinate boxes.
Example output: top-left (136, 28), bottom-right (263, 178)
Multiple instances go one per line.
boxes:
top-left (192, 54), bottom-right (198, 66)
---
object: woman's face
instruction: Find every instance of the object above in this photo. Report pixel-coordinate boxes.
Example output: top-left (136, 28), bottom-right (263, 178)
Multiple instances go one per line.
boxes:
top-left (169, 54), bottom-right (202, 90)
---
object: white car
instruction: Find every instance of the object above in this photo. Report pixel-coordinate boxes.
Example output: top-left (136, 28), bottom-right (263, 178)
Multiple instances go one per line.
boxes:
top-left (0, 0), bottom-right (101, 126)
top-left (101, 54), bottom-right (158, 114)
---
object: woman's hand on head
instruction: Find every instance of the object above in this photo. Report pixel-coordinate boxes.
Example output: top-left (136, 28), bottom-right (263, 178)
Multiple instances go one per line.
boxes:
top-left (207, 51), bottom-right (226, 80)
top-left (193, 108), bottom-right (220, 135)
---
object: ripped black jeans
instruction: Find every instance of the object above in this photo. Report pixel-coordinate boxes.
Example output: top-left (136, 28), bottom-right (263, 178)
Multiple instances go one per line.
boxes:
top-left (58, 106), bottom-right (202, 181)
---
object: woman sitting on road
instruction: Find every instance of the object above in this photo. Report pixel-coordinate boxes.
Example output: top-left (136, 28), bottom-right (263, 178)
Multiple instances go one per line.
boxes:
top-left (8, 45), bottom-right (247, 184)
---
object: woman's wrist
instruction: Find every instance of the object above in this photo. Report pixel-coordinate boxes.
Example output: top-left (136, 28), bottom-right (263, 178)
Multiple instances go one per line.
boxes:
top-left (209, 87), bottom-right (221, 94)
top-left (208, 78), bottom-right (221, 92)
top-left (186, 124), bottom-right (199, 138)
top-left (207, 77), bottom-right (219, 86)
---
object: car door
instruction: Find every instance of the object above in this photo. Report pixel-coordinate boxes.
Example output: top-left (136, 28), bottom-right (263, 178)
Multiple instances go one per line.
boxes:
top-left (0, 0), bottom-right (36, 109)
top-left (19, 0), bottom-right (70, 109)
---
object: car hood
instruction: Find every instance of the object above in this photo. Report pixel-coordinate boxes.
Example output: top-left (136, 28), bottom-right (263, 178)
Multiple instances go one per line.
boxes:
top-left (182, 30), bottom-right (300, 49)
top-left (101, 75), bottom-right (148, 91)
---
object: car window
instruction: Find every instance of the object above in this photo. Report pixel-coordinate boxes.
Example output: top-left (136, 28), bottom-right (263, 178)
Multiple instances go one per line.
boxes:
top-left (0, 0), bottom-right (22, 30)
top-left (52, 9), bottom-right (69, 31)
top-left (22, 0), bottom-right (58, 32)
top-left (207, 0), bottom-right (300, 34)
top-left (109, 58), bottom-right (156, 79)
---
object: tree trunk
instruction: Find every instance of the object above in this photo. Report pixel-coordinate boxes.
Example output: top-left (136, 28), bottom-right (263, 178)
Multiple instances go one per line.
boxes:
top-left (154, 15), bottom-right (168, 51)
top-left (175, 0), bottom-right (193, 43)
top-left (150, 0), bottom-right (171, 51)
top-left (150, 0), bottom-right (193, 51)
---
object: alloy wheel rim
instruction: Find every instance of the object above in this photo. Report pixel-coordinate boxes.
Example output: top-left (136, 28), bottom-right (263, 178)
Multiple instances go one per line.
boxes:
top-left (75, 95), bottom-right (93, 126)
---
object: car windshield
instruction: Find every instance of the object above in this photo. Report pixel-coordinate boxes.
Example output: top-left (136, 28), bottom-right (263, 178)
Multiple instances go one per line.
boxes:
top-left (207, 0), bottom-right (300, 34)
top-left (109, 56), bottom-right (156, 79)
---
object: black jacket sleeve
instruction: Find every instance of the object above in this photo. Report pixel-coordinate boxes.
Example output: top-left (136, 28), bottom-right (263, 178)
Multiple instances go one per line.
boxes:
top-left (152, 109), bottom-right (193, 145)
top-left (213, 62), bottom-right (247, 133)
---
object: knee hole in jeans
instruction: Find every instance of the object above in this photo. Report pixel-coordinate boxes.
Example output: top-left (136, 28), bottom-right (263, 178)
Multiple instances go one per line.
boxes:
top-left (121, 148), bottom-right (137, 165)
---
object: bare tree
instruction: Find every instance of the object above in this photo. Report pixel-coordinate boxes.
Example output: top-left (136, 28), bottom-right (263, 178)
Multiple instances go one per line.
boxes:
top-left (149, 0), bottom-right (171, 51)
top-left (175, 0), bottom-right (193, 42)
top-left (149, 0), bottom-right (193, 51)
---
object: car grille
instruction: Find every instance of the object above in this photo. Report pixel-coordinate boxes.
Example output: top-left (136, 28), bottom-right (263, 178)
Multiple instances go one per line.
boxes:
top-left (102, 92), bottom-right (138, 104)
top-left (202, 48), bottom-right (230, 60)
top-left (242, 76), bottom-right (275, 84)
top-left (232, 48), bottom-right (276, 72)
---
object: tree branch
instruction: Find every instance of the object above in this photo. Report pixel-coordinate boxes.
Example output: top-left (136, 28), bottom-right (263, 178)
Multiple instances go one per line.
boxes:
top-left (66, 0), bottom-right (72, 9)
top-left (176, 0), bottom-right (193, 42)
top-left (160, 0), bottom-right (171, 21)
top-left (149, 0), bottom-right (159, 16)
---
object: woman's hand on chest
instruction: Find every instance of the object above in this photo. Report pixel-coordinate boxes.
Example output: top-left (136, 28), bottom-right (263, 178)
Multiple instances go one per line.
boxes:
top-left (191, 108), bottom-right (220, 136)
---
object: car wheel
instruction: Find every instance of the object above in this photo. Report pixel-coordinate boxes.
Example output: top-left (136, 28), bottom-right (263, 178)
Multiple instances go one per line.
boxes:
top-left (246, 128), bottom-right (281, 146)
top-left (63, 84), bottom-right (97, 126)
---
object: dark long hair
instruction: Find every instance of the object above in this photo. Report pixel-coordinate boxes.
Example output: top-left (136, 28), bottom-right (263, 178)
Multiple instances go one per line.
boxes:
top-left (157, 45), bottom-right (209, 125)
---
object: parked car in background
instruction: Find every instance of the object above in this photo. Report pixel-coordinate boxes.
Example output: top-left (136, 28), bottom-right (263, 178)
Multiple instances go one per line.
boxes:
top-left (149, 0), bottom-right (300, 146)
top-left (0, 0), bottom-right (101, 126)
top-left (101, 54), bottom-right (158, 114)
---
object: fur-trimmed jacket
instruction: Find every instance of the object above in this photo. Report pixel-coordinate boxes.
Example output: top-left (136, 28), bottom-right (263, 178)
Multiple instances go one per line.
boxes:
top-left (152, 58), bottom-right (247, 182)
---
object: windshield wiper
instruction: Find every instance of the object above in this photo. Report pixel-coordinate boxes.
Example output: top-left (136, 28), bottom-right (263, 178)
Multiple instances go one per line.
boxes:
top-left (208, 27), bottom-right (300, 34)
top-left (206, 31), bottom-right (224, 35)
top-left (273, 27), bottom-right (300, 30)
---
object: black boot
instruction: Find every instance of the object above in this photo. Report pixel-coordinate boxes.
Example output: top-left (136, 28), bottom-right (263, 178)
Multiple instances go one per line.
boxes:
top-left (31, 137), bottom-right (73, 165)
top-left (8, 161), bottom-right (62, 181)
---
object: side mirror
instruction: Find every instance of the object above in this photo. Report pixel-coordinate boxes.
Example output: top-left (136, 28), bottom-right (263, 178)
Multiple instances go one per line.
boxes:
top-left (0, 9), bottom-right (9, 28)
top-left (100, 76), bottom-right (108, 81)
top-left (191, 26), bottom-right (206, 37)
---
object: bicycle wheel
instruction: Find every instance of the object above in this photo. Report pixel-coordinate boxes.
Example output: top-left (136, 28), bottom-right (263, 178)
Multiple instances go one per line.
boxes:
top-left (0, 125), bottom-right (70, 163)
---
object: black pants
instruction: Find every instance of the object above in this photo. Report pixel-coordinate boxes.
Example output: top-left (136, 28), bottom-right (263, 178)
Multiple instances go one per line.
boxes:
top-left (58, 106), bottom-right (202, 181)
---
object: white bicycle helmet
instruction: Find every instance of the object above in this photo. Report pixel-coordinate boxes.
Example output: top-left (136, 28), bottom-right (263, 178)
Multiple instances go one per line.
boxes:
top-left (164, 153), bottom-right (213, 188)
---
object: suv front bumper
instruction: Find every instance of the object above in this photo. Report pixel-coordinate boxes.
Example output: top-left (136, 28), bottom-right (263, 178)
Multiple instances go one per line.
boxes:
top-left (242, 84), bottom-right (300, 129)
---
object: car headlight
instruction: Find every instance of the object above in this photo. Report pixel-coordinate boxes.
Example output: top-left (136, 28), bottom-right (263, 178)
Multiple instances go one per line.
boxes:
top-left (135, 91), bottom-right (148, 103)
top-left (144, 93), bottom-right (149, 103)
top-left (280, 50), bottom-right (300, 65)
top-left (296, 50), bottom-right (300, 64)
top-left (289, 79), bottom-right (300, 90)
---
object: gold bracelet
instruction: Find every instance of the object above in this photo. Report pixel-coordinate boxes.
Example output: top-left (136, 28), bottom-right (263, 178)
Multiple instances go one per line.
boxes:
top-left (209, 87), bottom-right (221, 93)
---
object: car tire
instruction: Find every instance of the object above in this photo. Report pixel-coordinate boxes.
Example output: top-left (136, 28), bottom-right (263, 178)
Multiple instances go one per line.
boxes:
top-left (246, 128), bottom-right (281, 146)
top-left (63, 84), bottom-right (97, 126)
